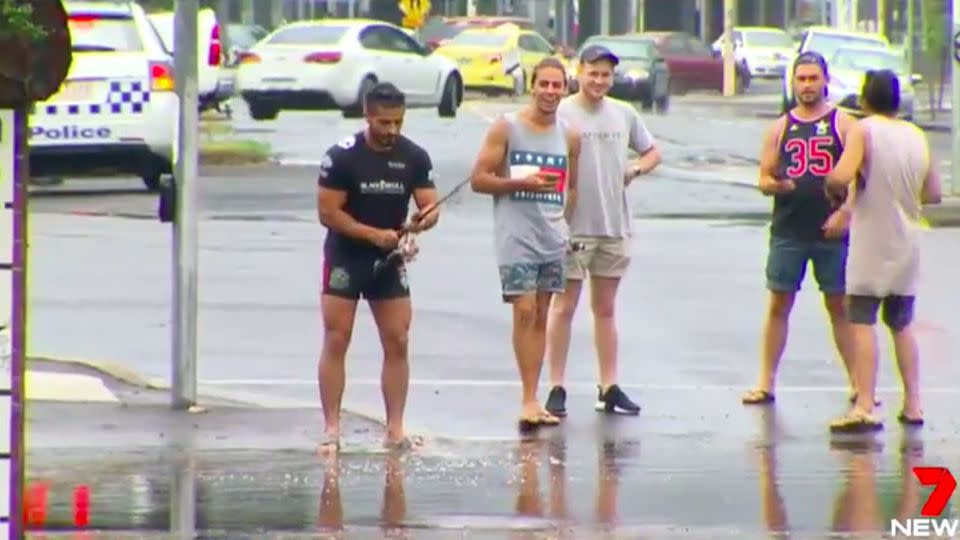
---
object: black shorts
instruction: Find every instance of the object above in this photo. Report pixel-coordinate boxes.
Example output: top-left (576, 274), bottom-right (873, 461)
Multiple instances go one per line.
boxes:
top-left (846, 295), bottom-right (915, 331)
top-left (321, 250), bottom-right (410, 301)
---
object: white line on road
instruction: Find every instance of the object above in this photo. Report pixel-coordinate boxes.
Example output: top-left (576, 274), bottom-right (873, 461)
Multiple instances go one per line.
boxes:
top-left (197, 378), bottom-right (960, 394)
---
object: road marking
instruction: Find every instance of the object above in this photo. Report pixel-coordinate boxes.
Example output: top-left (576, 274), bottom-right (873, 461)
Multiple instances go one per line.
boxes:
top-left (198, 378), bottom-right (960, 394)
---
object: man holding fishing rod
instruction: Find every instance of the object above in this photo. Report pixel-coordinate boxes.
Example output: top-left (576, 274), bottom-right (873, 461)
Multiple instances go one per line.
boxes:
top-left (315, 82), bottom-right (441, 454)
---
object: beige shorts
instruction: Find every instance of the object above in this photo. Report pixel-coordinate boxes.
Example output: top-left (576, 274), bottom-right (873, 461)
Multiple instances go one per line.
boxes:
top-left (566, 237), bottom-right (631, 280)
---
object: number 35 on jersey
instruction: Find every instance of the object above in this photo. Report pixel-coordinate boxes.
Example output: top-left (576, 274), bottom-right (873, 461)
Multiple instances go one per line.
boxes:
top-left (784, 135), bottom-right (836, 178)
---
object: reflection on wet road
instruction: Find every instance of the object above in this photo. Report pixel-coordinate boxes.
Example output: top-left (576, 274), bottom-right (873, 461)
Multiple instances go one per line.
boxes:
top-left (26, 419), bottom-right (953, 538)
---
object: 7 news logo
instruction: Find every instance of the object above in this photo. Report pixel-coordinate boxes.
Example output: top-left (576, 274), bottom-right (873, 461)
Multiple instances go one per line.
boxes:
top-left (891, 467), bottom-right (958, 537)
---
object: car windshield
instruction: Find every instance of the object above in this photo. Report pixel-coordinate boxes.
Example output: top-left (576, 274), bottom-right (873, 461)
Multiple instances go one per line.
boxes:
top-left (582, 39), bottom-right (653, 60)
top-left (448, 31), bottom-right (510, 47)
top-left (267, 25), bottom-right (347, 45)
top-left (68, 13), bottom-right (143, 52)
top-left (831, 48), bottom-right (906, 73)
top-left (742, 30), bottom-right (792, 48)
top-left (228, 24), bottom-right (267, 49)
top-left (806, 33), bottom-right (887, 59)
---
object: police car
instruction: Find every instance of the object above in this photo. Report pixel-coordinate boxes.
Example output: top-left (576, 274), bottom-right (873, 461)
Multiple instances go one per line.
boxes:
top-left (29, 0), bottom-right (178, 191)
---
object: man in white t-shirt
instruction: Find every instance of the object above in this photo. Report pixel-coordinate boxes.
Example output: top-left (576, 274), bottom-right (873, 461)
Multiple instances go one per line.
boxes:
top-left (543, 44), bottom-right (662, 417)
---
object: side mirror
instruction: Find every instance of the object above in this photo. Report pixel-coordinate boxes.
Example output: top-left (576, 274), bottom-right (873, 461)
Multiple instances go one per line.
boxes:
top-left (910, 73), bottom-right (923, 84)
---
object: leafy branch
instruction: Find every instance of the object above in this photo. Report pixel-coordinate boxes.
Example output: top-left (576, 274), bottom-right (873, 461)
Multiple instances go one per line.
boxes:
top-left (0, 0), bottom-right (49, 41)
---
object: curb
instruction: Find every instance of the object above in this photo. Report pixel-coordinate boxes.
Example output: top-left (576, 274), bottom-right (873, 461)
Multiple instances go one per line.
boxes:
top-left (26, 355), bottom-right (442, 444)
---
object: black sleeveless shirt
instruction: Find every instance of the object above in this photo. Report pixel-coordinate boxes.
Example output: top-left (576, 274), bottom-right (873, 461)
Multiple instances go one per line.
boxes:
top-left (770, 108), bottom-right (846, 242)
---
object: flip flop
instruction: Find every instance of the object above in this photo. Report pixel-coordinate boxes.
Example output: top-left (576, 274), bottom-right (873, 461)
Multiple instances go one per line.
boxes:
top-left (897, 412), bottom-right (924, 426)
top-left (383, 435), bottom-right (424, 452)
top-left (518, 416), bottom-right (543, 433)
top-left (741, 389), bottom-right (775, 405)
top-left (829, 410), bottom-right (884, 433)
top-left (537, 409), bottom-right (561, 426)
top-left (849, 393), bottom-right (882, 407)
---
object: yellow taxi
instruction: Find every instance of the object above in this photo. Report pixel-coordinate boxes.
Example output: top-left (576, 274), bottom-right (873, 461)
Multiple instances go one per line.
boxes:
top-left (434, 24), bottom-right (560, 96)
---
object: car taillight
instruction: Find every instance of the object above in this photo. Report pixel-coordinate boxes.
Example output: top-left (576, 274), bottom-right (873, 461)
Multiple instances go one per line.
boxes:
top-left (488, 54), bottom-right (502, 64)
top-left (150, 61), bottom-right (175, 91)
top-left (304, 51), bottom-right (342, 64)
top-left (237, 51), bottom-right (261, 64)
top-left (208, 24), bottom-right (221, 66)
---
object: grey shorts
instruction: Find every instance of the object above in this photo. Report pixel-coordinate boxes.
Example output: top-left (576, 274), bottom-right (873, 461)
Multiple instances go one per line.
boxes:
top-left (498, 260), bottom-right (565, 301)
top-left (847, 295), bottom-right (915, 331)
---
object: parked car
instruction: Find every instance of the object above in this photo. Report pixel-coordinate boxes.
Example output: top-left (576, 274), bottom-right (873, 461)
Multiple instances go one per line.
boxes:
top-left (711, 26), bottom-right (793, 81)
top-left (568, 35), bottom-right (670, 111)
top-left (781, 26), bottom-right (889, 112)
top-left (29, 0), bottom-right (178, 191)
top-left (225, 23), bottom-right (269, 66)
top-left (636, 31), bottom-right (747, 94)
top-left (235, 19), bottom-right (463, 120)
top-left (417, 15), bottom-right (535, 51)
top-left (148, 8), bottom-right (225, 113)
top-left (826, 46), bottom-right (920, 120)
top-left (433, 24), bottom-right (559, 96)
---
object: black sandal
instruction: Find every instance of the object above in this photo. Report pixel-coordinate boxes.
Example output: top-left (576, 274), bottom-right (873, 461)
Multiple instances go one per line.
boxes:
top-left (741, 389), bottom-right (775, 405)
top-left (897, 412), bottom-right (924, 426)
top-left (829, 411), bottom-right (884, 433)
top-left (518, 416), bottom-right (542, 433)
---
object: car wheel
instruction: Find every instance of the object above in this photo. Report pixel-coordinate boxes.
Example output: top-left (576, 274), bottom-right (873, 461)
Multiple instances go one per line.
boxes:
top-left (438, 74), bottom-right (460, 118)
top-left (248, 101), bottom-right (279, 121)
top-left (343, 76), bottom-right (376, 118)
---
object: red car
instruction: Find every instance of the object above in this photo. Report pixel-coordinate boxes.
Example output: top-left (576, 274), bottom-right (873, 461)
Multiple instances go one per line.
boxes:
top-left (635, 31), bottom-right (747, 94)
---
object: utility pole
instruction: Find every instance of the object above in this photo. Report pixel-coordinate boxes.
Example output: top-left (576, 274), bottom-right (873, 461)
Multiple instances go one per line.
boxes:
top-left (699, 0), bottom-right (711, 41)
top-left (905, 0), bottom-right (914, 75)
top-left (722, 0), bottom-right (736, 96)
top-left (638, 0), bottom-right (645, 32)
top-left (952, 0), bottom-right (959, 195)
top-left (600, 0), bottom-right (610, 35)
top-left (172, 0), bottom-right (200, 410)
top-left (876, 0), bottom-right (885, 36)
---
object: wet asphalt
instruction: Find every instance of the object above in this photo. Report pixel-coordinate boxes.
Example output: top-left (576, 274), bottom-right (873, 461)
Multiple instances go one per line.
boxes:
top-left (23, 95), bottom-right (960, 538)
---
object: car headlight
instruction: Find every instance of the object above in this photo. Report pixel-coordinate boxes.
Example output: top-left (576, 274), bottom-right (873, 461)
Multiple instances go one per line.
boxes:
top-left (625, 69), bottom-right (648, 80)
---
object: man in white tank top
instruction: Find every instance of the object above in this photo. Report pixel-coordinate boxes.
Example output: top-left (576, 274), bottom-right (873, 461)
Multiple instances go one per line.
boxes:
top-left (824, 69), bottom-right (943, 433)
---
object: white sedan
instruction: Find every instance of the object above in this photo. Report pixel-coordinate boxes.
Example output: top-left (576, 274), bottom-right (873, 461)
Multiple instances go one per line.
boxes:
top-left (235, 19), bottom-right (464, 120)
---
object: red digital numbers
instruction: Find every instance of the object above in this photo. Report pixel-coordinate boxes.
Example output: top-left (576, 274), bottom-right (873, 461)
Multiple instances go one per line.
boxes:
top-left (784, 136), bottom-right (835, 177)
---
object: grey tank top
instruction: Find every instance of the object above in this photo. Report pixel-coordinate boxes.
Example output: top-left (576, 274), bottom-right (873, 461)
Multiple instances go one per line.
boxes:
top-left (493, 112), bottom-right (570, 266)
top-left (846, 116), bottom-right (929, 296)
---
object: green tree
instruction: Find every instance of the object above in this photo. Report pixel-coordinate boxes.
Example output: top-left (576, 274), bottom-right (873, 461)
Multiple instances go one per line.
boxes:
top-left (0, 0), bottom-right (49, 41)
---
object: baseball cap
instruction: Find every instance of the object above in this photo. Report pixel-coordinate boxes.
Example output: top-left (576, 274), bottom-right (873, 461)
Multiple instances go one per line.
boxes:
top-left (793, 50), bottom-right (829, 76)
top-left (580, 44), bottom-right (619, 66)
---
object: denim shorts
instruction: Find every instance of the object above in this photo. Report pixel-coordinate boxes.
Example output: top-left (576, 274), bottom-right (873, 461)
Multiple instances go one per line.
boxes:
top-left (847, 295), bottom-right (915, 331)
top-left (765, 235), bottom-right (847, 295)
top-left (498, 260), bottom-right (565, 300)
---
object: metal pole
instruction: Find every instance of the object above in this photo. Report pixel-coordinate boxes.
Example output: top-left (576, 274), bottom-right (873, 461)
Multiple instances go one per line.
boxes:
top-left (876, 0), bottom-right (885, 36)
top-left (240, 0), bottom-right (254, 24)
top-left (700, 0), bottom-right (710, 41)
top-left (722, 0), bottom-right (736, 96)
top-left (638, 0), bottom-right (645, 32)
top-left (951, 0), bottom-right (959, 195)
top-left (348, 0), bottom-right (356, 18)
top-left (600, 0), bottom-right (610, 34)
top-left (905, 0), bottom-right (914, 74)
top-left (757, 0), bottom-right (766, 26)
top-left (0, 106), bottom-right (25, 540)
top-left (172, 0), bottom-right (200, 410)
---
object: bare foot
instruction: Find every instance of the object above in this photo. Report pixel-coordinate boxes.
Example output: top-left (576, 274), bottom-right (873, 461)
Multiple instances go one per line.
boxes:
top-left (383, 435), bottom-right (423, 452)
top-left (316, 432), bottom-right (340, 457)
